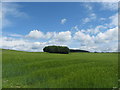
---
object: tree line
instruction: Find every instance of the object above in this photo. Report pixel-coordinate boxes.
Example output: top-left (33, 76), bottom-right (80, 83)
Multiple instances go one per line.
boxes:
top-left (43, 46), bottom-right (89, 54)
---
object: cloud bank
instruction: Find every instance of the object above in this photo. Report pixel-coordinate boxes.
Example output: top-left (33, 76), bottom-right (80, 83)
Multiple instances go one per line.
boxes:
top-left (1, 25), bottom-right (118, 52)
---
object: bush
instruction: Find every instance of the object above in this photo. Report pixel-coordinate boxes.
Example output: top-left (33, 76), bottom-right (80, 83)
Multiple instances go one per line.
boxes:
top-left (43, 46), bottom-right (69, 54)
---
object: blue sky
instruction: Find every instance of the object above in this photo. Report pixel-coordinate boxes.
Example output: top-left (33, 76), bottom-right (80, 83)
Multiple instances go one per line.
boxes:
top-left (1, 2), bottom-right (118, 52)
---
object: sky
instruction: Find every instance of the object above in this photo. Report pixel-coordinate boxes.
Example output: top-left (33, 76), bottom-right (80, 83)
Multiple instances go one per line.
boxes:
top-left (0, 2), bottom-right (119, 52)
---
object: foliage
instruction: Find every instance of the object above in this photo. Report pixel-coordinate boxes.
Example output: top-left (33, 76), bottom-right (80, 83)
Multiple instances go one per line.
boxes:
top-left (43, 46), bottom-right (70, 54)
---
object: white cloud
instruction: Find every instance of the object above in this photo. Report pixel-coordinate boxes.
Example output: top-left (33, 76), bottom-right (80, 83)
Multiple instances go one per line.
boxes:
top-left (26, 30), bottom-right (44, 39)
top-left (53, 31), bottom-right (71, 42)
top-left (90, 13), bottom-right (96, 19)
top-left (1, 36), bottom-right (47, 52)
top-left (84, 3), bottom-right (93, 11)
top-left (109, 13), bottom-right (118, 27)
top-left (89, 25), bottom-right (107, 34)
top-left (45, 32), bottom-right (54, 39)
top-left (82, 28), bottom-right (99, 34)
top-left (101, 2), bottom-right (118, 11)
top-left (74, 30), bottom-right (94, 45)
top-left (61, 18), bottom-right (67, 24)
top-left (95, 27), bottom-right (118, 43)
top-left (72, 25), bottom-right (79, 31)
top-left (83, 18), bottom-right (91, 23)
top-left (1, 25), bottom-right (118, 52)
top-left (2, 3), bottom-right (28, 18)
top-left (1, 26), bottom-right (118, 52)
top-left (10, 33), bottom-right (23, 37)
top-left (46, 31), bottom-right (72, 46)
top-left (80, 25), bottom-right (107, 35)
top-left (26, 30), bottom-right (72, 43)
top-left (2, 3), bottom-right (28, 28)
top-left (83, 13), bottom-right (96, 24)
top-left (1, 33), bottom-right (72, 52)
top-left (100, 18), bottom-right (106, 21)
top-left (103, 13), bottom-right (118, 28)
top-left (83, 3), bottom-right (97, 24)
top-left (73, 27), bottom-right (118, 52)
top-left (73, 12), bottom-right (118, 52)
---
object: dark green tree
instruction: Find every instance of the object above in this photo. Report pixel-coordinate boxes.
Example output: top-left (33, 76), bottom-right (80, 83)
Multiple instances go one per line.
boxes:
top-left (43, 45), bottom-right (69, 54)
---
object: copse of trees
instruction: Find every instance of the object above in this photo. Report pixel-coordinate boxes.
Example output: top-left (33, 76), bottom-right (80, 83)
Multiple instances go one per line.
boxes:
top-left (43, 46), bottom-right (70, 54)
top-left (70, 49), bottom-right (89, 53)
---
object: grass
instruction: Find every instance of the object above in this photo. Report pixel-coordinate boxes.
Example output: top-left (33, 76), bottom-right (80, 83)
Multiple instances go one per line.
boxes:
top-left (2, 49), bottom-right (118, 88)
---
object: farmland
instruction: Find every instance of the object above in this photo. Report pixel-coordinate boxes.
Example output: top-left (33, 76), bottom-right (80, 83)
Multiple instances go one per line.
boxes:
top-left (2, 49), bottom-right (118, 88)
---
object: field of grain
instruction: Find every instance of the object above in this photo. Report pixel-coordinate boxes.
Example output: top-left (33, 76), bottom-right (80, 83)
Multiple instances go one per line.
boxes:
top-left (2, 49), bottom-right (118, 88)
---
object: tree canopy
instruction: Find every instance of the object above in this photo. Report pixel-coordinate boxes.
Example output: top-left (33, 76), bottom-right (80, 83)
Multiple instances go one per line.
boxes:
top-left (43, 46), bottom-right (70, 54)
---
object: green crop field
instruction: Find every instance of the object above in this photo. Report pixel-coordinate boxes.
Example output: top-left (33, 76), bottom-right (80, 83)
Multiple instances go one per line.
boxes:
top-left (2, 49), bottom-right (118, 88)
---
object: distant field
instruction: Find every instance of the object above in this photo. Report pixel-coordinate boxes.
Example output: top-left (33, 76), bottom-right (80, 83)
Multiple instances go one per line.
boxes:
top-left (2, 49), bottom-right (118, 88)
